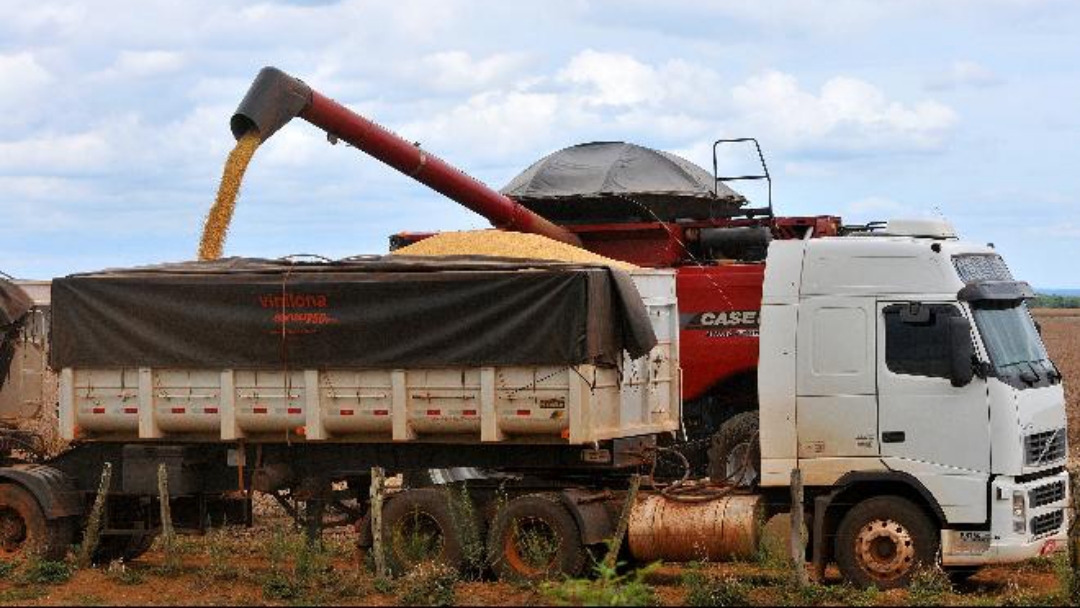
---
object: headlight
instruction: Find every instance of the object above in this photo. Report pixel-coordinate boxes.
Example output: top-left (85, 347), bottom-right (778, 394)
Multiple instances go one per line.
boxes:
top-left (1013, 490), bottom-right (1027, 534)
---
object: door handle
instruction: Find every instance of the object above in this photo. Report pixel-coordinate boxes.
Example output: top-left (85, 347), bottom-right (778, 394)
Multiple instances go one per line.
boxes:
top-left (882, 431), bottom-right (906, 443)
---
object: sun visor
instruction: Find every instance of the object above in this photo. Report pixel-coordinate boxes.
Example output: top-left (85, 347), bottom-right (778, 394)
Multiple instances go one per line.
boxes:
top-left (957, 280), bottom-right (1036, 303)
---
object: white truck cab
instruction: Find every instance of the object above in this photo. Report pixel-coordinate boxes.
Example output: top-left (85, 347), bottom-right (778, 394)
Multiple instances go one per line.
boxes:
top-left (758, 218), bottom-right (1068, 587)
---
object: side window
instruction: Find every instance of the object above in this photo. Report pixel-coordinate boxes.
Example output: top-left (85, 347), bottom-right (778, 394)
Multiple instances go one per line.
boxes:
top-left (883, 303), bottom-right (961, 379)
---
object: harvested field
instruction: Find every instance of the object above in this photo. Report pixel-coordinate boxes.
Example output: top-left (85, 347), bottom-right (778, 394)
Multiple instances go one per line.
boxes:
top-left (1033, 308), bottom-right (1080, 456)
top-left (392, 230), bottom-right (637, 270)
top-left (0, 509), bottom-right (1073, 607)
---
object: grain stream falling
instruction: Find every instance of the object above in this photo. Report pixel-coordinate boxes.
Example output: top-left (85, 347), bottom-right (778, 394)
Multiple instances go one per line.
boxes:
top-left (198, 130), bottom-right (262, 261)
top-left (392, 229), bottom-right (638, 270)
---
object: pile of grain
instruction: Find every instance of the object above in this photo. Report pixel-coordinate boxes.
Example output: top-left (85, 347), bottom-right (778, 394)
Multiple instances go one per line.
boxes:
top-left (198, 130), bottom-right (262, 261)
top-left (392, 230), bottom-right (637, 270)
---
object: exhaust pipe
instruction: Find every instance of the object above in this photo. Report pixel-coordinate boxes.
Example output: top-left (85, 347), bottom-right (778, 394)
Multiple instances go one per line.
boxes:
top-left (231, 67), bottom-right (582, 247)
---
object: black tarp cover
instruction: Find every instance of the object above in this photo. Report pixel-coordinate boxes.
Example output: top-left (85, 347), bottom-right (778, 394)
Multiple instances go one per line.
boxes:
top-left (501, 142), bottom-right (745, 201)
top-left (0, 279), bottom-right (31, 327)
top-left (500, 142), bottom-right (745, 223)
top-left (0, 279), bottom-right (31, 390)
top-left (49, 256), bottom-right (656, 370)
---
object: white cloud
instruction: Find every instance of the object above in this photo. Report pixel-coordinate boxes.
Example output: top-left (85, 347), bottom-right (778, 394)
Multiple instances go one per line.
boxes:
top-left (559, 50), bottom-right (663, 106)
top-left (105, 50), bottom-right (186, 79)
top-left (926, 60), bottom-right (1003, 90)
top-left (732, 71), bottom-right (957, 151)
top-left (0, 52), bottom-right (54, 125)
top-left (418, 51), bottom-right (530, 92)
top-left (0, 130), bottom-right (114, 173)
top-left (396, 90), bottom-right (564, 158)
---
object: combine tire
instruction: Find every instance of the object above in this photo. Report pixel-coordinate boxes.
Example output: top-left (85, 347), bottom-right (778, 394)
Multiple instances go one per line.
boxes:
top-left (381, 488), bottom-right (483, 577)
top-left (0, 484), bottom-right (74, 561)
top-left (487, 493), bottom-right (586, 583)
top-left (706, 411), bottom-right (760, 486)
top-left (834, 496), bottom-right (938, 589)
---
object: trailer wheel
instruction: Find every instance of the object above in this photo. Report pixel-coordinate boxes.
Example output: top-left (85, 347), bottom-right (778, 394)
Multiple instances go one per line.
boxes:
top-left (488, 493), bottom-right (586, 583)
top-left (382, 488), bottom-right (483, 576)
top-left (834, 496), bottom-right (938, 589)
top-left (0, 484), bottom-right (74, 561)
top-left (706, 411), bottom-right (760, 486)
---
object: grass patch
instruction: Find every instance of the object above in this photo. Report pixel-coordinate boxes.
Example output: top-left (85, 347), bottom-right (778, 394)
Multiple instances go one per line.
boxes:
top-left (395, 561), bottom-right (459, 607)
top-left (907, 565), bottom-right (952, 607)
top-left (683, 564), bottom-right (750, 606)
top-left (259, 526), bottom-right (368, 604)
top-left (105, 559), bottom-right (145, 586)
top-left (20, 556), bottom-right (73, 585)
top-left (0, 586), bottom-right (48, 602)
top-left (542, 560), bottom-right (657, 607)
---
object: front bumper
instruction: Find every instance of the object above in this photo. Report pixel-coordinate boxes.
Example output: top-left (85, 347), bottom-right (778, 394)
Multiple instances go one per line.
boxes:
top-left (941, 469), bottom-right (1069, 567)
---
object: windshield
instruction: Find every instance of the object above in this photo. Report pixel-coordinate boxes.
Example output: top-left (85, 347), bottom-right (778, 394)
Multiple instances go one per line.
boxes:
top-left (971, 303), bottom-right (1049, 370)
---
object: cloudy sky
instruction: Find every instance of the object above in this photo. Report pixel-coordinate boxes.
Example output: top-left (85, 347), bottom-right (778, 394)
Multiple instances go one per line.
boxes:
top-left (1, 0), bottom-right (1078, 288)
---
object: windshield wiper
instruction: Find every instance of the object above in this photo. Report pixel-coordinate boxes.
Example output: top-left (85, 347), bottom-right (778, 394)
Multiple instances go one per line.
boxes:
top-left (1019, 363), bottom-right (1041, 385)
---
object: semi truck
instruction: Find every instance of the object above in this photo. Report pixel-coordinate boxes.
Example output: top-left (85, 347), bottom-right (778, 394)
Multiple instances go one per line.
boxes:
top-left (0, 67), bottom-right (1069, 589)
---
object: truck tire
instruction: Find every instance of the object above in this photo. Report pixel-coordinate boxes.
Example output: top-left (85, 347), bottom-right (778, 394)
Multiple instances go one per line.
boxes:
top-left (487, 493), bottom-right (586, 583)
top-left (93, 533), bottom-right (157, 564)
top-left (834, 496), bottom-right (938, 589)
top-left (0, 484), bottom-right (74, 561)
top-left (706, 411), bottom-right (760, 486)
top-left (381, 488), bottom-right (483, 577)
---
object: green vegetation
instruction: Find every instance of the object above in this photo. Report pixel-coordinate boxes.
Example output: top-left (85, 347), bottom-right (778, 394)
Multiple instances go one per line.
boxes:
top-left (683, 565), bottom-right (750, 606)
top-left (20, 556), bottom-right (74, 584)
top-left (260, 526), bottom-right (367, 604)
top-left (906, 566), bottom-right (952, 607)
top-left (105, 560), bottom-right (145, 586)
top-left (395, 561), bottom-right (459, 607)
top-left (542, 560), bottom-right (658, 607)
top-left (445, 484), bottom-right (485, 579)
top-left (1031, 294), bottom-right (1080, 308)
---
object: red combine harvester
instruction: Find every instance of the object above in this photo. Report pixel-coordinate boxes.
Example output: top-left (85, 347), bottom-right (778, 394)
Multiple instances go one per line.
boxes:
top-left (233, 67), bottom-right (842, 475)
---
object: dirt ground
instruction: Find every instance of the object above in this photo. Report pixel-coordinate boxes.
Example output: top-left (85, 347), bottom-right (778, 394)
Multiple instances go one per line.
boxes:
top-left (0, 310), bottom-right (1076, 606)
top-left (1033, 309), bottom-right (1080, 455)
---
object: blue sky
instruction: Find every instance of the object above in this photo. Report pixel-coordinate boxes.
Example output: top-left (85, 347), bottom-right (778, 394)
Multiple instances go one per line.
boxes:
top-left (1, 0), bottom-right (1078, 288)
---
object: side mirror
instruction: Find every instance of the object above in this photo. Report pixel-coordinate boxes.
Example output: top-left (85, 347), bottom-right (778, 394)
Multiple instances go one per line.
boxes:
top-left (948, 317), bottom-right (975, 387)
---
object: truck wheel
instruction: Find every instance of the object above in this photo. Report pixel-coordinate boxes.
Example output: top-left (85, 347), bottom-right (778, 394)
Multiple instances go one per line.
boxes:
top-left (707, 411), bottom-right (760, 486)
top-left (488, 493), bottom-right (586, 583)
top-left (0, 484), bottom-right (74, 561)
top-left (835, 496), bottom-right (938, 589)
top-left (382, 488), bottom-right (483, 576)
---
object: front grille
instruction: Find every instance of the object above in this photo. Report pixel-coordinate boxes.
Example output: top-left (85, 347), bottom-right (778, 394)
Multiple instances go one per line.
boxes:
top-left (1031, 510), bottom-right (1064, 538)
top-left (1025, 429), bottom-right (1067, 466)
top-left (1030, 480), bottom-right (1067, 508)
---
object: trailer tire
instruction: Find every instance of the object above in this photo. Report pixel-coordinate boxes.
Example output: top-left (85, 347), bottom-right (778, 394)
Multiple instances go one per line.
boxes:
top-left (707, 411), bottom-right (760, 486)
top-left (381, 488), bottom-right (483, 577)
top-left (0, 484), bottom-right (74, 561)
top-left (488, 493), bottom-right (586, 583)
top-left (834, 496), bottom-right (938, 589)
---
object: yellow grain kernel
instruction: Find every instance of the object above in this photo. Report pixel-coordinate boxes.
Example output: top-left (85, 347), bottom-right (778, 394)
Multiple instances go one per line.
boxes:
top-left (198, 130), bottom-right (261, 261)
top-left (391, 230), bottom-right (637, 270)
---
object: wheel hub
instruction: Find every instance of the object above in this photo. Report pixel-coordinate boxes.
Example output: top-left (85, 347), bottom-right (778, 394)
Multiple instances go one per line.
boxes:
top-left (854, 518), bottom-right (915, 580)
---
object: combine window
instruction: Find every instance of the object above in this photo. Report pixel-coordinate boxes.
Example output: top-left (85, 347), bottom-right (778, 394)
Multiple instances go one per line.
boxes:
top-left (883, 303), bottom-right (961, 380)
